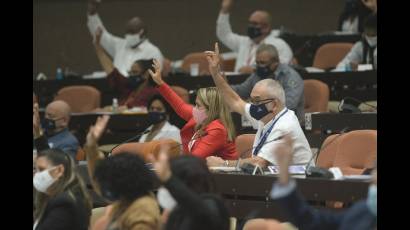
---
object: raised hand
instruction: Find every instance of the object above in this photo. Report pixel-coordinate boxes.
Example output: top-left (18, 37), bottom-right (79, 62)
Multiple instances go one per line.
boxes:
top-left (272, 134), bottom-right (294, 185)
top-left (87, 0), bottom-right (101, 15)
top-left (204, 42), bottom-right (222, 77)
top-left (148, 146), bottom-right (172, 183)
top-left (221, 0), bottom-right (233, 14)
top-left (148, 59), bottom-right (164, 85)
top-left (361, 0), bottom-right (377, 13)
top-left (86, 115), bottom-right (110, 147)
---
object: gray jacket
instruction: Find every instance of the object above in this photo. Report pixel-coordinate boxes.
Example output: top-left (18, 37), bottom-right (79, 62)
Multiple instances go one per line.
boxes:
top-left (231, 64), bottom-right (304, 121)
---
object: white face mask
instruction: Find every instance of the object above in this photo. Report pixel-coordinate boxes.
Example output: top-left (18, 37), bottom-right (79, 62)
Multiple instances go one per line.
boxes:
top-left (365, 35), bottom-right (377, 47)
top-left (157, 186), bottom-right (177, 210)
top-left (33, 167), bottom-right (57, 193)
top-left (125, 32), bottom-right (142, 48)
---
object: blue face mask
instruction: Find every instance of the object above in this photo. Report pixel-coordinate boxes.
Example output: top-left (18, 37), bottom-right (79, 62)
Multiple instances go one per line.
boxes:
top-left (247, 26), bottom-right (263, 39)
top-left (148, 111), bottom-right (167, 125)
top-left (249, 100), bottom-right (273, 120)
top-left (366, 184), bottom-right (377, 216)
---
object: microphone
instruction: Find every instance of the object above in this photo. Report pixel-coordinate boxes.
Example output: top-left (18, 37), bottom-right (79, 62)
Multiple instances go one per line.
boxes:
top-left (108, 129), bottom-right (150, 156)
top-left (338, 97), bottom-right (376, 113)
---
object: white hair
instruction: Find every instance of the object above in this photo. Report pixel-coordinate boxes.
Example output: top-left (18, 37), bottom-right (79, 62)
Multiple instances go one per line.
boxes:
top-left (254, 79), bottom-right (286, 105)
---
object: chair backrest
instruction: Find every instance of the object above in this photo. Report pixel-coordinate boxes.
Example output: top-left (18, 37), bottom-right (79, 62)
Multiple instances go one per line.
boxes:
top-left (235, 134), bottom-right (256, 158)
top-left (111, 139), bottom-right (181, 162)
top-left (222, 58), bottom-right (236, 72)
top-left (181, 52), bottom-right (224, 76)
top-left (316, 134), bottom-right (342, 169)
top-left (312, 43), bottom-right (354, 70)
top-left (170, 85), bottom-right (190, 103)
top-left (334, 130), bottom-right (377, 175)
top-left (304, 79), bottom-right (329, 113)
top-left (54, 85), bottom-right (101, 113)
top-left (317, 130), bottom-right (377, 175)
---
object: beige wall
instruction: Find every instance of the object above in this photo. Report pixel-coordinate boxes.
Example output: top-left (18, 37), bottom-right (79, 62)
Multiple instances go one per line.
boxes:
top-left (33, 0), bottom-right (344, 77)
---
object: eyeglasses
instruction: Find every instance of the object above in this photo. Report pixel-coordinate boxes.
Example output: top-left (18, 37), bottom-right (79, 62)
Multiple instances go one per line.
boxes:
top-left (249, 98), bottom-right (276, 105)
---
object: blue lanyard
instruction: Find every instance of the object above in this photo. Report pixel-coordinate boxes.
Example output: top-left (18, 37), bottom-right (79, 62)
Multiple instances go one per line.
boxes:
top-left (252, 109), bottom-right (288, 156)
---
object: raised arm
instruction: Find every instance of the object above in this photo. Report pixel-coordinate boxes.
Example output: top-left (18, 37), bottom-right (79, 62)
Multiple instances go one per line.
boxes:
top-left (149, 151), bottom-right (221, 226)
top-left (205, 42), bottom-right (246, 115)
top-left (87, 0), bottom-right (122, 57)
top-left (93, 27), bottom-right (114, 74)
top-left (84, 115), bottom-right (110, 196)
top-left (149, 59), bottom-right (194, 121)
top-left (216, 0), bottom-right (245, 51)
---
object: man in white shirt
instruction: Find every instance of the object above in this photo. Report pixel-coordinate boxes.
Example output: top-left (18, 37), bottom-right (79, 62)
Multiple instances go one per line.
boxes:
top-left (87, 0), bottom-right (164, 77)
top-left (205, 43), bottom-right (311, 168)
top-left (216, 0), bottom-right (293, 74)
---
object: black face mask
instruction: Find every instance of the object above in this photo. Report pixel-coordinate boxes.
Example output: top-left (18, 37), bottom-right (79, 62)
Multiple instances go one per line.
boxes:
top-left (127, 75), bottom-right (145, 89)
top-left (42, 118), bottom-right (57, 136)
top-left (256, 65), bottom-right (274, 78)
top-left (148, 111), bottom-right (167, 125)
top-left (247, 26), bottom-right (263, 39)
top-left (249, 100), bottom-right (273, 120)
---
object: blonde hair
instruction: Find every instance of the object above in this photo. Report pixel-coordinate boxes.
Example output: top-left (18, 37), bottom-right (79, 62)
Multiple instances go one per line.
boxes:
top-left (196, 87), bottom-right (236, 142)
top-left (34, 149), bottom-right (92, 221)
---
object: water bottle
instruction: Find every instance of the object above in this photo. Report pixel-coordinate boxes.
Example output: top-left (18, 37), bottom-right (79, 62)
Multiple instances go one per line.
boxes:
top-left (345, 63), bottom-right (352, 72)
top-left (56, 68), bottom-right (64, 80)
top-left (112, 98), bottom-right (119, 113)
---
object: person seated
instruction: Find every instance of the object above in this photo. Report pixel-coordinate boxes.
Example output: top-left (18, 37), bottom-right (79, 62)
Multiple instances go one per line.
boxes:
top-left (216, 0), bottom-right (293, 73)
top-left (84, 116), bottom-right (161, 230)
top-left (150, 151), bottom-right (230, 230)
top-left (33, 149), bottom-right (92, 230)
top-left (336, 14), bottom-right (377, 71)
top-left (139, 94), bottom-right (181, 144)
top-left (33, 101), bottom-right (79, 159)
top-left (230, 44), bottom-right (304, 121)
top-left (269, 135), bottom-right (377, 230)
top-left (87, 0), bottom-right (163, 77)
top-left (94, 28), bottom-right (157, 110)
top-left (148, 59), bottom-right (238, 160)
top-left (338, 0), bottom-right (377, 34)
top-left (205, 43), bottom-right (311, 168)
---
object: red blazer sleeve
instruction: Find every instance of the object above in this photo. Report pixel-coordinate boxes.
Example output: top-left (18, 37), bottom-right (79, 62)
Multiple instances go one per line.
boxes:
top-left (107, 68), bottom-right (130, 95)
top-left (157, 83), bottom-right (193, 122)
top-left (191, 122), bottom-right (227, 159)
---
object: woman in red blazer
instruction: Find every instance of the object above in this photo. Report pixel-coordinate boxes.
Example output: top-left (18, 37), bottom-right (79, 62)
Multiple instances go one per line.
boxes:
top-left (148, 59), bottom-right (238, 160)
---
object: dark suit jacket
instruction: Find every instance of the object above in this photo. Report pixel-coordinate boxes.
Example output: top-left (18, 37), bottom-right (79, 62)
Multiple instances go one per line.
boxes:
top-left (275, 189), bottom-right (377, 230)
top-left (36, 191), bottom-right (90, 230)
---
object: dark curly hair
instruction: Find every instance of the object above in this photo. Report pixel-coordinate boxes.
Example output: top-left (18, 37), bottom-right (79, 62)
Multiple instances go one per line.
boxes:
top-left (94, 153), bottom-right (154, 202)
top-left (170, 155), bottom-right (213, 194)
top-left (147, 94), bottom-right (172, 113)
